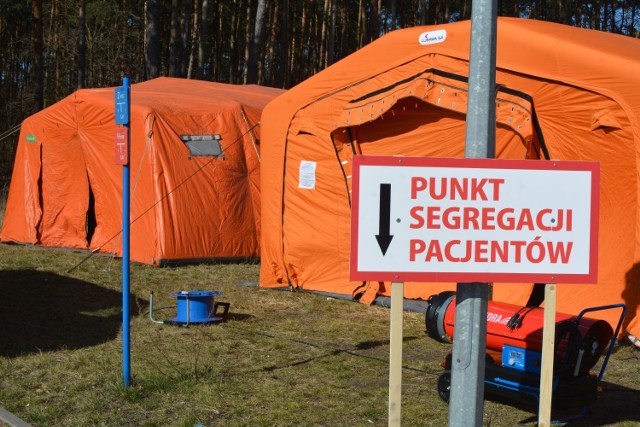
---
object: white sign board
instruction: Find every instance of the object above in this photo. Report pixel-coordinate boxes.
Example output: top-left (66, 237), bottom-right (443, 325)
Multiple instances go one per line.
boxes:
top-left (350, 156), bottom-right (599, 284)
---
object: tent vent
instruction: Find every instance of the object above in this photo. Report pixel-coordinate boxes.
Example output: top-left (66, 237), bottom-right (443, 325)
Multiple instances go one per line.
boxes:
top-left (180, 134), bottom-right (223, 157)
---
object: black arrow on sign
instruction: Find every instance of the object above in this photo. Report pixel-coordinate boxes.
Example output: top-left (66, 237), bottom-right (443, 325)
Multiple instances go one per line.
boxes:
top-left (376, 183), bottom-right (393, 256)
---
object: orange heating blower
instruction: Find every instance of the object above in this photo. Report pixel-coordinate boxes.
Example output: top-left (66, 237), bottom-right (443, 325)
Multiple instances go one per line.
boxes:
top-left (425, 291), bottom-right (625, 413)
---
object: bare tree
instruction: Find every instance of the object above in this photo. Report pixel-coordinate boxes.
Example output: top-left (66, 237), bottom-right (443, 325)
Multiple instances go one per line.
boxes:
top-left (213, 2), bottom-right (223, 80)
top-left (169, 0), bottom-right (181, 76)
top-left (228, 1), bottom-right (240, 83)
top-left (31, 0), bottom-right (44, 111)
top-left (77, 0), bottom-right (86, 88)
top-left (264, 1), bottom-right (279, 84)
top-left (289, 1), bottom-right (302, 83)
top-left (320, 0), bottom-right (330, 67)
top-left (197, 0), bottom-right (210, 79)
top-left (418, 0), bottom-right (426, 24)
top-left (327, 0), bottom-right (336, 66)
top-left (145, 0), bottom-right (161, 79)
top-left (368, 0), bottom-right (380, 42)
top-left (277, 0), bottom-right (289, 87)
top-left (243, 0), bottom-right (252, 83)
top-left (187, 0), bottom-right (199, 78)
top-left (390, 0), bottom-right (397, 32)
top-left (357, 0), bottom-right (365, 47)
top-left (180, 0), bottom-right (192, 77)
top-left (247, 0), bottom-right (268, 84)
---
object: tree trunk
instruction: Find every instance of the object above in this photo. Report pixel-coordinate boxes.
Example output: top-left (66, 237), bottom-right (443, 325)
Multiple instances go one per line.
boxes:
top-left (357, 0), bottom-right (365, 47)
top-left (31, 0), bottom-right (44, 111)
top-left (463, 0), bottom-right (472, 20)
top-left (52, 1), bottom-right (61, 98)
top-left (77, 0), bottom-right (86, 88)
top-left (610, 1), bottom-right (616, 33)
top-left (426, 0), bottom-right (436, 24)
top-left (187, 0), bottom-right (199, 78)
top-left (229, 2), bottom-right (239, 83)
top-left (416, 0), bottom-right (424, 25)
top-left (243, 0), bottom-right (252, 83)
top-left (264, 1), bottom-right (279, 85)
top-left (291, 1), bottom-right (304, 83)
top-left (368, 0), bottom-right (380, 42)
top-left (45, 0), bottom-right (57, 96)
top-left (180, 0), bottom-right (192, 77)
top-left (145, 0), bottom-right (161, 79)
top-left (327, 0), bottom-right (336, 66)
top-left (320, 0), bottom-right (330, 68)
top-left (247, 0), bottom-right (268, 84)
top-left (197, 0), bottom-right (209, 79)
top-left (169, 0), bottom-right (181, 76)
top-left (310, 0), bottom-right (320, 73)
top-left (277, 0), bottom-right (289, 87)
top-left (390, 0), bottom-right (396, 32)
top-left (214, 2), bottom-right (223, 80)
top-left (121, 0), bottom-right (129, 77)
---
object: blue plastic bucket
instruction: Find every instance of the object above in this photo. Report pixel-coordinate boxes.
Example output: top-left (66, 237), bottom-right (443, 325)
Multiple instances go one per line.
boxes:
top-left (170, 290), bottom-right (222, 324)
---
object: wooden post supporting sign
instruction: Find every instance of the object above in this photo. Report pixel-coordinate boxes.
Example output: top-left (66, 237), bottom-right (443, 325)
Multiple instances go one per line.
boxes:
top-left (388, 281), bottom-right (404, 427)
top-left (538, 284), bottom-right (557, 426)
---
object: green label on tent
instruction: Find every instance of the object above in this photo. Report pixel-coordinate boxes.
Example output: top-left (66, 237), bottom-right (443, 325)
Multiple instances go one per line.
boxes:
top-left (26, 134), bottom-right (36, 142)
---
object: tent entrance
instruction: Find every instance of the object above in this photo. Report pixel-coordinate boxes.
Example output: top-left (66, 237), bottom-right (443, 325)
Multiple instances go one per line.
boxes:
top-left (330, 70), bottom-right (548, 205)
top-left (334, 70), bottom-right (540, 155)
top-left (85, 181), bottom-right (96, 246)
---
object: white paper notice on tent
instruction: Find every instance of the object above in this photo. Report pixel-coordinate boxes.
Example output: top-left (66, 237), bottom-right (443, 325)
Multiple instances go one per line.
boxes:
top-left (299, 160), bottom-right (317, 189)
top-left (350, 155), bottom-right (600, 284)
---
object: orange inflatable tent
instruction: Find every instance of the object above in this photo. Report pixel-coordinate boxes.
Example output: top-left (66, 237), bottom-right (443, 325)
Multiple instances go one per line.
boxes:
top-left (259, 18), bottom-right (640, 343)
top-left (1, 77), bottom-right (283, 265)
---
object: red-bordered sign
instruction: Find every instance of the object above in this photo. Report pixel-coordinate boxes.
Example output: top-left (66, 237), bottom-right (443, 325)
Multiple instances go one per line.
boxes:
top-left (350, 156), bottom-right (599, 284)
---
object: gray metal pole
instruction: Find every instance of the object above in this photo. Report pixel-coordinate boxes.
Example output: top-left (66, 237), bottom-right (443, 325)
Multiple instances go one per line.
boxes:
top-left (448, 0), bottom-right (498, 426)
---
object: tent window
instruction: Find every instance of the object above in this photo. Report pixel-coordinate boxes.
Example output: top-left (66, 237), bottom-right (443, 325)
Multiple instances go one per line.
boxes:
top-left (180, 134), bottom-right (223, 157)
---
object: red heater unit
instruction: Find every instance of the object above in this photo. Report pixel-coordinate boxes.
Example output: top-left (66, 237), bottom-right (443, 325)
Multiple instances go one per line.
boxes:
top-left (425, 291), bottom-right (625, 415)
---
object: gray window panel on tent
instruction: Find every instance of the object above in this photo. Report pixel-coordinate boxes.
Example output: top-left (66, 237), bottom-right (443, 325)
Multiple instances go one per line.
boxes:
top-left (180, 134), bottom-right (223, 157)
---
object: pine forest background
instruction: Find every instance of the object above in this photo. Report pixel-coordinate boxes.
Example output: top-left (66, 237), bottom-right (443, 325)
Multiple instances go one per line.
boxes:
top-left (1, 0), bottom-right (640, 193)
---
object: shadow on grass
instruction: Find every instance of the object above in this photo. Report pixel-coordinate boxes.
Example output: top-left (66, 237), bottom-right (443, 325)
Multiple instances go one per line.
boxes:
top-left (484, 379), bottom-right (640, 426)
top-left (0, 269), bottom-right (146, 357)
top-left (226, 313), bottom-right (255, 322)
top-left (561, 380), bottom-right (640, 426)
top-left (239, 335), bottom-right (423, 375)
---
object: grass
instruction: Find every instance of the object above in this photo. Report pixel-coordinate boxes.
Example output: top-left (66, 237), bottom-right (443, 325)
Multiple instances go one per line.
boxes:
top-left (0, 242), bottom-right (639, 426)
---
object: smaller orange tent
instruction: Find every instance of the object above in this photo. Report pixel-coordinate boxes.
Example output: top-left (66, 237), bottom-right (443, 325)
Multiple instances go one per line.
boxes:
top-left (259, 18), bottom-right (640, 342)
top-left (1, 77), bottom-right (283, 265)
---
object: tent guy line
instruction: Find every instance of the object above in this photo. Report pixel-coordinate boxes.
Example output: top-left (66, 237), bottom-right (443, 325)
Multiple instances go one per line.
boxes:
top-left (0, 124), bottom-right (20, 143)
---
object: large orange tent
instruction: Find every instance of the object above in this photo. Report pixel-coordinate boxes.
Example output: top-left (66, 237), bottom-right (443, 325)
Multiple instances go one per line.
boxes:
top-left (259, 18), bottom-right (640, 343)
top-left (1, 77), bottom-right (283, 265)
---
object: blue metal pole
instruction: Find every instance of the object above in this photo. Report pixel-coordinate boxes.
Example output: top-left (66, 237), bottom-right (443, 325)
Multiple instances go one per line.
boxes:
top-left (122, 76), bottom-right (131, 388)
